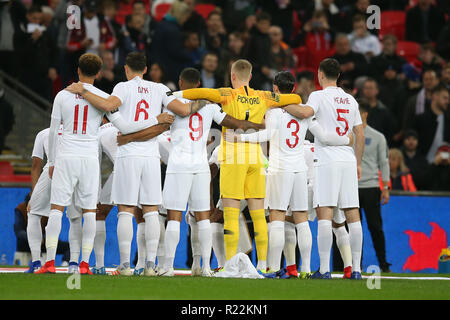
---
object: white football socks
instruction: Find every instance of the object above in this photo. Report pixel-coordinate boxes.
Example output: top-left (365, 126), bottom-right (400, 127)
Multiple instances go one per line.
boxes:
top-left (93, 220), bottom-right (106, 268)
top-left (69, 217), bottom-right (82, 263)
top-left (268, 220), bottom-right (284, 272)
top-left (348, 221), bottom-right (363, 273)
top-left (211, 222), bottom-right (226, 268)
top-left (45, 209), bottom-right (63, 262)
top-left (156, 214), bottom-right (166, 268)
top-left (317, 219), bottom-right (332, 274)
top-left (164, 220), bottom-right (180, 269)
top-left (197, 219), bottom-right (212, 271)
top-left (333, 226), bottom-right (352, 268)
top-left (117, 211), bottom-right (133, 268)
top-left (283, 221), bottom-right (297, 267)
top-left (81, 212), bottom-right (96, 263)
top-left (143, 211), bottom-right (160, 267)
top-left (296, 221), bottom-right (312, 273)
top-left (27, 213), bottom-right (42, 262)
top-left (188, 215), bottom-right (201, 270)
top-left (136, 222), bottom-right (146, 270)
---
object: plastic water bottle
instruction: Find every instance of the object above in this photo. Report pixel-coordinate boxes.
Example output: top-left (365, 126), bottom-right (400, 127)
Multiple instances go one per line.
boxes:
top-left (0, 254), bottom-right (7, 265)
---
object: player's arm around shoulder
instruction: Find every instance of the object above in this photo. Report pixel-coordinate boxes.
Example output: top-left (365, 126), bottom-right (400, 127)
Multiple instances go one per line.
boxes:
top-left (65, 81), bottom-right (121, 112)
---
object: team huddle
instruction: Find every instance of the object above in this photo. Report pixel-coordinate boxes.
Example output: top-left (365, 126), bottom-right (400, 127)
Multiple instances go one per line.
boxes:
top-left (26, 51), bottom-right (365, 279)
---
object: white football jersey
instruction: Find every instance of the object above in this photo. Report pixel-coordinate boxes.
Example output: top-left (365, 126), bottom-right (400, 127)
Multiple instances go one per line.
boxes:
top-left (165, 98), bottom-right (226, 174)
top-left (31, 126), bottom-right (63, 168)
top-left (98, 123), bottom-right (118, 163)
top-left (306, 87), bottom-right (362, 164)
top-left (263, 108), bottom-right (311, 173)
top-left (51, 84), bottom-right (106, 159)
top-left (304, 140), bottom-right (315, 185)
top-left (111, 76), bottom-right (176, 158)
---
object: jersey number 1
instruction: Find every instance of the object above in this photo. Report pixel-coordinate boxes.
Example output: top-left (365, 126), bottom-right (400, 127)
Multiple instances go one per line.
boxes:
top-left (189, 112), bottom-right (203, 141)
top-left (73, 104), bottom-right (88, 134)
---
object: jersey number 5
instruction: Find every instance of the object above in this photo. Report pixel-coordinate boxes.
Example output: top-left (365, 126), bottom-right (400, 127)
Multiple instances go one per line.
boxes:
top-left (286, 119), bottom-right (300, 148)
top-left (189, 112), bottom-right (203, 141)
top-left (73, 104), bottom-right (88, 134)
top-left (336, 109), bottom-right (349, 136)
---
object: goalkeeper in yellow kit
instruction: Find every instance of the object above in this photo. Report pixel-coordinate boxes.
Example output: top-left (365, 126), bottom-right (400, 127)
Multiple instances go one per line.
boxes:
top-left (174, 59), bottom-right (302, 271)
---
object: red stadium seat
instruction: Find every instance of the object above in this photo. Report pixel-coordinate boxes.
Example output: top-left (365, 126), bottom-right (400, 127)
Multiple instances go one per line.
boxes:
top-left (379, 11), bottom-right (406, 41)
top-left (195, 4), bottom-right (216, 20)
top-left (154, 3), bottom-right (171, 22)
top-left (396, 41), bottom-right (421, 63)
top-left (0, 162), bottom-right (13, 175)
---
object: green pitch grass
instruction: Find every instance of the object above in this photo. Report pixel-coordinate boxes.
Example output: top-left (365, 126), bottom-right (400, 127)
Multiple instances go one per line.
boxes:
top-left (1, 272), bottom-right (449, 300)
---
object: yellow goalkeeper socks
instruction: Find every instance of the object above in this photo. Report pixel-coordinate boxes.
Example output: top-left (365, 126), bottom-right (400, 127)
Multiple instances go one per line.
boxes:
top-left (223, 207), bottom-right (240, 261)
top-left (250, 209), bottom-right (268, 267)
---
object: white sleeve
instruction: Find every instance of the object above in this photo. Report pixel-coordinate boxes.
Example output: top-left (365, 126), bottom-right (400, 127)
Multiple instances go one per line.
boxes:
top-left (111, 82), bottom-right (128, 105)
top-left (48, 95), bottom-right (62, 165)
top-left (308, 117), bottom-right (350, 146)
top-left (31, 131), bottom-right (45, 160)
top-left (106, 111), bottom-right (158, 134)
top-left (211, 104), bottom-right (226, 125)
top-left (160, 84), bottom-right (176, 108)
top-left (239, 110), bottom-right (276, 143)
top-left (306, 92), bottom-right (320, 114)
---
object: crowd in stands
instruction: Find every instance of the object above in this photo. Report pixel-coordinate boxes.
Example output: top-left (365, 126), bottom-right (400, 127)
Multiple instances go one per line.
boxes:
top-left (0, 0), bottom-right (449, 191)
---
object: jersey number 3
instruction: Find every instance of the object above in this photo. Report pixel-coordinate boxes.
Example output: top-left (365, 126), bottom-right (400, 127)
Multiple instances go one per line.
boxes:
top-left (336, 109), bottom-right (349, 136)
top-left (73, 104), bottom-right (88, 134)
top-left (189, 112), bottom-right (203, 141)
top-left (286, 119), bottom-right (300, 148)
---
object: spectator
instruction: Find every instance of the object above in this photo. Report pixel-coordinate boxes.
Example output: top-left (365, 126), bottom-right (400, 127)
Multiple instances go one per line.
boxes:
top-left (369, 35), bottom-right (406, 82)
top-left (117, 13), bottom-right (148, 66)
top-left (218, 0), bottom-right (256, 33)
top-left (0, 0), bottom-right (26, 76)
top-left (331, 33), bottom-right (368, 84)
top-left (150, 0), bottom-right (193, 83)
top-left (126, 0), bottom-right (152, 38)
top-left (257, 0), bottom-right (295, 43)
top-left (184, 31), bottom-right (205, 68)
top-left (441, 63), bottom-right (450, 90)
top-left (293, 10), bottom-right (335, 74)
top-left (388, 148), bottom-right (417, 191)
top-left (116, 0), bottom-right (150, 26)
top-left (94, 50), bottom-right (125, 94)
top-left (403, 69), bottom-right (440, 131)
top-left (436, 21), bottom-right (450, 60)
top-left (405, 0), bottom-right (446, 43)
top-left (218, 31), bottom-right (245, 86)
top-left (357, 99), bottom-right (392, 273)
top-left (340, 0), bottom-right (377, 35)
top-left (427, 144), bottom-right (450, 191)
top-left (199, 52), bottom-right (222, 89)
top-left (347, 14), bottom-right (381, 62)
top-left (0, 87), bottom-right (14, 155)
top-left (102, 0), bottom-right (121, 39)
top-left (182, 0), bottom-right (206, 35)
top-left (418, 43), bottom-right (444, 75)
top-left (14, 194), bottom-right (70, 265)
top-left (295, 71), bottom-right (316, 102)
top-left (14, 5), bottom-right (57, 101)
top-left (201, 11), bottom-right (226, 56)
top-left (412, 84), bottom-right (450, 164)
top-left (245, 11), bottom-right (274, 90)
top-left (401, 130), bottom-right (430, 190)
top-left (147, 62), bottom-right (177, 91)
top-left (269, 25), bottom-right (294, 72)
top-left (360, 78), bottom-right (397, 145)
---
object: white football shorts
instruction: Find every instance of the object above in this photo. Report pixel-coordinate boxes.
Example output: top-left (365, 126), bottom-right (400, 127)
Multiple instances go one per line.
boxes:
top-left (29, 167), bottom-right (51, 217)
top-left (51, 157), bottom-right (99, 210)
top-left (163, 172), bottom-right (211, 212)
top-left (266, 171), bottom-right (308, 212)
top-left (112, 156), bottom-right (162, 206)
top-left (99, 173), bottom-right (113, 205)
top-left (313, 161), bottom-right (359, 209)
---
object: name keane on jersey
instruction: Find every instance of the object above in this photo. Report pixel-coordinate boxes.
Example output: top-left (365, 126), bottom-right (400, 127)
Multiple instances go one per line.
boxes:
top-left (237, 95), bottom-right (260, 105)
